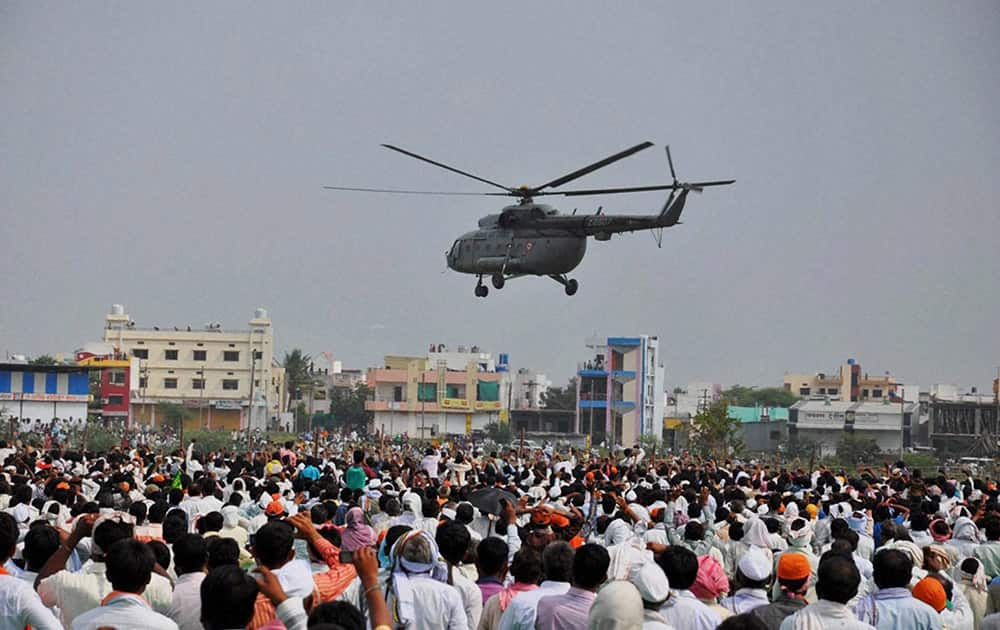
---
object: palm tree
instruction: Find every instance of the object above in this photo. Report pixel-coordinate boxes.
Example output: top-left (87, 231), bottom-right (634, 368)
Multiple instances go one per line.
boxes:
top-left (282, 349), bottom-right (312, 412)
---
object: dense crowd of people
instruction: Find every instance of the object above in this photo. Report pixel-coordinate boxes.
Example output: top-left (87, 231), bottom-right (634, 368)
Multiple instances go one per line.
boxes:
top-left (0, 433), bottom-right (998, 630)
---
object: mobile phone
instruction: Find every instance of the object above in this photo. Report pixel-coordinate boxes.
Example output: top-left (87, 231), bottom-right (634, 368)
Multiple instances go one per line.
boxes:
top-left (339, 549), bottom-right (354, 563)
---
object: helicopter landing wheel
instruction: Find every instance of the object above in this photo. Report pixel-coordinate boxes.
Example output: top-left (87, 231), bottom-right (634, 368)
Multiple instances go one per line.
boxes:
top-left (564, 279), bottom-right (579, 296)
top-left (474, 284), bottom-right (489, 298)
top-left (491, 274), bottom-right (505, 290)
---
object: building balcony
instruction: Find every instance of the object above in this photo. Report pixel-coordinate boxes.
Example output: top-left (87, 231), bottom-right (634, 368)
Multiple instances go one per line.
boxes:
top-left (366, 399), bottom-right (502, 413)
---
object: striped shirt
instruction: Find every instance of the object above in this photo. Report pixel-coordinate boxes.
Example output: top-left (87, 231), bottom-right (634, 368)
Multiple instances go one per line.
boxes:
top-left (249, 537), bottom-right (357, 630)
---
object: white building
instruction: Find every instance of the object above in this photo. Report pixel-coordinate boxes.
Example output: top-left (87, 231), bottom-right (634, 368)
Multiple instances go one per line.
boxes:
top-left (102, 304), bottom-right (276, 430)
top-left (667, 382), bottom-right (723, 418)
top-left (789, 399), bottom-right (918, 456)
top-left (512, 368), bottom-right (551, 410)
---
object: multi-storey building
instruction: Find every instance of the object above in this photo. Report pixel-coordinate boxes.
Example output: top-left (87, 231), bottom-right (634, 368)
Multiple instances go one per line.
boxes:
top-left (365, 346), bottom-right (509, 438)
top-left (511, 368), bottom-right (551, 410)
top-left (75, 344), bottom-right (137, 420)
top-left (575, 336), bottom-right (664, 447)
top-left (100, 304), bottom-right (275, 430)
top-left (784, 359), bottom-right (898, 402)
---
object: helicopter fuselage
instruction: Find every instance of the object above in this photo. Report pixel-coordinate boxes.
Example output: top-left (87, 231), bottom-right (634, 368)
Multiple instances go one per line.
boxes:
top-left (447, 227), bottom-right (587, 276)
top-left (446, 204), bottom-right (588, 276)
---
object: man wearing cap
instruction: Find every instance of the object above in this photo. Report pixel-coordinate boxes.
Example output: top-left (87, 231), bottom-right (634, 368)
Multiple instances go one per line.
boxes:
top-left (721, 545), bottom-right (773, 614)
top-left (779, 554), bottom-right (874, 630)
top-left (752, 553), bottom-right (812, 630)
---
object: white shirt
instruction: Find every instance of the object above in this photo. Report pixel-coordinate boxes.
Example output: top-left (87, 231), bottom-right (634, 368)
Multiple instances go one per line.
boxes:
top-left (498, 580), bottom-right (570, 630)
top-left (388, 574), bottom-right (469, 630)
top-left (71, 592), bottom-right (179, 630)
top-left (453, 568), bottom-right (484, 629)
top-left (167, 572), bottom-right (205, 630)
top-left (0, 574), bottom-right (61, 630)
top-left (38, 560), bottom-right (174, 627)
top-left (659, 589), bottom-right (722, 630)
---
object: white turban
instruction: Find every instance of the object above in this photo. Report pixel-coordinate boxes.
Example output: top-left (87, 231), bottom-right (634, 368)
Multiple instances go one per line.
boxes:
top-left (629, 561), bottom-right (670, 604)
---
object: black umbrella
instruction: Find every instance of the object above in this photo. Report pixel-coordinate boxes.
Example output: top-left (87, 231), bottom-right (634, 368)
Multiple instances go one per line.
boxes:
top-left (469, 487), bottom-right (517, 516)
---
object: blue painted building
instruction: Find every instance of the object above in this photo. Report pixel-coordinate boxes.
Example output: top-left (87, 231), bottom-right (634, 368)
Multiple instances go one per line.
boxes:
top-left (575, 336), bottom-right (664, 447)
top-left (0, 363), bottom-right (90, 424)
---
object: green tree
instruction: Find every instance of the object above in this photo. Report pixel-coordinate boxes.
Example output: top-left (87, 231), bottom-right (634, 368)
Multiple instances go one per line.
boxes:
top-left (541, 378), bottom-right (577, 410)
top-left (690, 400), bottom-right (743, 459)
top-left (328, 383), bottom-right (373, 431)
top-left (722, 385), bottom-right (798, 408)
top-left (282, 349), bottom-right (312, 412)
top-left (485, 421), bottom-right (513, 444)
top-left (155, 402), bottom-right (191, 432)
top-left (28, 355), bottom-right (58, 366)
top-left (836, 433), bottom-right (881, 465)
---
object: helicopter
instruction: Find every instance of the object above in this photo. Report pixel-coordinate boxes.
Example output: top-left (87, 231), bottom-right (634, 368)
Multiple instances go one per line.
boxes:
top-left (325, 141), bottom-right (733, 297)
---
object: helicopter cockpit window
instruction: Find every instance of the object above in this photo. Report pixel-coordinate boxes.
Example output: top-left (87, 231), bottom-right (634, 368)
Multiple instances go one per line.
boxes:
top-left (449, 240), bottom-right (460, 256)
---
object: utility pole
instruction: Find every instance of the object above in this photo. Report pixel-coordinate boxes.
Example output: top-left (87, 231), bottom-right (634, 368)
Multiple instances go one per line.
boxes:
top-left (246, 351), bottom-right (257, 445)
top-left (899, 381), bottom-right (905, 458)
top-left (199, 365), bottom-right (206, 429)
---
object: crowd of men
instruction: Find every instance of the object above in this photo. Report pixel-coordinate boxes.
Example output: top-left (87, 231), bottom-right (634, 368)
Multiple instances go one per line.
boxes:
top-left (0, 433), bottom-right (999, 630)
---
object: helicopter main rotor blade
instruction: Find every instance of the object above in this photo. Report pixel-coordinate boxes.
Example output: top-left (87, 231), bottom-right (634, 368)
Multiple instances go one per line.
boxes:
top-left (550, 179), bottom-right (735, 197)
top-left (532, 141), bottom-right (654, 193)
top-left (381, 144), bottom-right (514, 194)
top-left (323, 185), bottom-right (505, 196)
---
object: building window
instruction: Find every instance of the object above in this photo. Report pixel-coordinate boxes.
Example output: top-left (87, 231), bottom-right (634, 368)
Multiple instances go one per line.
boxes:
top-left (223, 351), bottom-right (240, 362)
top-left (872, 389), bottom-right (882, 398)
top-left (193, 350), bottom-right (207, 361)
top-left (165, 350), bottom-right (178, 360)
top-left (192, 378), bottom-right (206, 390)
top-left (828, 388), bottom-right (838, 395)
top-left (418, 383), bottom-right (437, 402)
top-left (313, 389), bottom-right (326, 400)
top-left (862, 389), bottom-right (869, 398)
top-left (164, 378), bottom-right (178, 389)
top-left (799, 387), bottom-right (811, 396)
top-left (132, 349), bottom-right (148, 359)
top-left (393, 386), bottom-right (404, 402)
top-left (107, 395), bottom-right (124, 406)
top-left (222, 379), bottom-right (239, 390)
top-left (109, 369), bottom-right (126, 385)
top-left (139, 377), bottom-right (148, 389)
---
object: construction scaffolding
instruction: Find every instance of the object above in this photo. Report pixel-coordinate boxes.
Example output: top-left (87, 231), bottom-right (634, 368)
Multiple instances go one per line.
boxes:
top-left (929, 399), bottom-right (1000, 456)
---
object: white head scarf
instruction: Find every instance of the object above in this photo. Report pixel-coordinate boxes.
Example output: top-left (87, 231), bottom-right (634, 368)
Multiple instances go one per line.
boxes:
top-left (605, 519), bottom-right (634, 547)
top-left (952, 517), bottom-right (980, 543)
top-left (222, 505), bottom-right (240, 529)
top-left (743, 517), bottom-right (771, 549)
top-left (588, 581), bottom-right (644, 630)
top-left (387, 530), bottom-right (449, 627)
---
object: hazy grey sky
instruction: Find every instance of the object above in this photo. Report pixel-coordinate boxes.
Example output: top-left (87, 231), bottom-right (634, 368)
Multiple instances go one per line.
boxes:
top-left (3, 3), bottom-right (998, 390)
